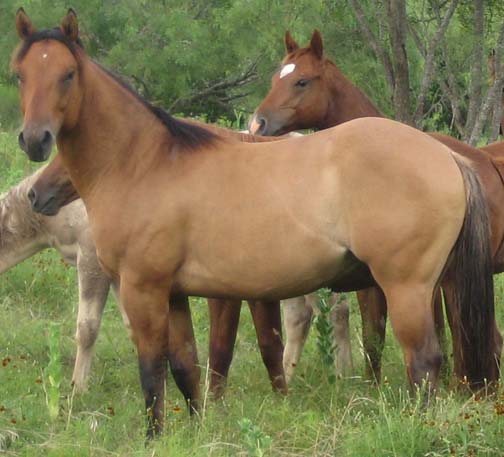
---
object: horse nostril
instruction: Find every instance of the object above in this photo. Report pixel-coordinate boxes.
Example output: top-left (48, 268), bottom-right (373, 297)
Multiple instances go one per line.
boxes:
top-left (18, 131), bottom-right (26, 150)
top-left (257, 117), bottom-right (267, 135)
top-left (27, 188), bottom-right (37, 206)
top-left (41, 130), bottom-right (52, 146)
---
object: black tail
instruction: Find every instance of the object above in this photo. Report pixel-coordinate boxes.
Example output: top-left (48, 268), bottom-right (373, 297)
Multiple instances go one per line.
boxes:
top-left (448, 155), bottom-right (497, 389)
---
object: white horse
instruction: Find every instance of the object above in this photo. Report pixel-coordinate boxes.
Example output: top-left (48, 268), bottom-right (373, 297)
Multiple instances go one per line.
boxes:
top-left (0, 167), bottom-right (122, 392)
top-left (282, 293), bottom-right (352, 383)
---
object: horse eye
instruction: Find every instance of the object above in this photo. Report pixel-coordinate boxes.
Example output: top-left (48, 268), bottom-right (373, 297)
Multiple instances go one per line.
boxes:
top-left (295, 79), bottom-right (310, 88)
top-left (15, 73), bottom-right (23, 84)
top-left (63, 71), bottom-right (75, 82)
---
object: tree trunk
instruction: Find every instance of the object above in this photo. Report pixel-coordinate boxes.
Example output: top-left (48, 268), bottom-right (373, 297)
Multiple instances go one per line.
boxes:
top-left (464, 0), bottom-right (485, 141)
top-left (347, 0), bottom-right (396, 92)
top-left (413, 0), bottom-right (460, 126)
top-left (386, 0), bottom-right (411, 124)
top-left (469, 22), bottom-right (504, 145)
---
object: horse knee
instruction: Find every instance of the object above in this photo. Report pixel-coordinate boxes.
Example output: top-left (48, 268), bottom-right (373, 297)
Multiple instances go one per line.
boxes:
top-left (284, 306), bottom-right (312, 337)
top-left (76, 318), bottom-right (100, 350)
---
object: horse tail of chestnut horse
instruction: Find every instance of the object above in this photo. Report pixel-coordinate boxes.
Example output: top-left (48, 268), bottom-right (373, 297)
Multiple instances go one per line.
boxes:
top-left (448, 154), bottom-right (496, 388)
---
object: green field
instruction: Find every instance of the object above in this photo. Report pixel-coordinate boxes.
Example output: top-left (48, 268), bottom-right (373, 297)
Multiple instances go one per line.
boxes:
top-left (1, 132), bottom-right (504, 456)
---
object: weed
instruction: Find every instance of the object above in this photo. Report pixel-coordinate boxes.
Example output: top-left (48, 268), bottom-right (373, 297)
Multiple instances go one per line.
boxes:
top-left (238, 417), bottom-right (272, 457)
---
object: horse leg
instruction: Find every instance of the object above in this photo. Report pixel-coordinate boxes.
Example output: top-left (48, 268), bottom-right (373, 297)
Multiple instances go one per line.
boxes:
top-left (384, 283), bottom-right (442, 393)
top-left (120, 277), bottom-right (170, 438)
top-left (168, 295), bottom-right (200, 414)
top-left (282, 295), bottom-right (314, 384)
top-left (248, 300), bottom-right (287, 394)
top-left (207, 298), bottom-right (241, 398)
top-left (111, 280), bottom-right (132, 335)
top-left (329, 293), bottom-right (353, 376)
top-left (72, 251), bottom-right (111, 392)
top-left (356, 287), bottom-right (387, 383)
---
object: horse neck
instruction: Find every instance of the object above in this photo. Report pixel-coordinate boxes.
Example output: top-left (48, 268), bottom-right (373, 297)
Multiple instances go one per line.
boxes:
top-left (57, 59), bottom-right (170, 200)
top-left (0, 176), bottom-right (47, 273)
top-left (323, 62), bottom-right (384, 128)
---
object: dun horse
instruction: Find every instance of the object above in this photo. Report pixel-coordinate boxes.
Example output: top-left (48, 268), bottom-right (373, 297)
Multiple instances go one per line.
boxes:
top-left (31, 151), bottom-right (353, 386)
top-left (15, 10), bottom-right (497, 436)
top-left (250, 30), bottom-right (504, 383)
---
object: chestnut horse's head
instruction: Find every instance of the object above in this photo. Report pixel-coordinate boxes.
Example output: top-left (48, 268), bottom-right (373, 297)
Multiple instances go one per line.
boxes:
top-left (28, 154), bottom-right (79, 216)
top-left (12, 8), bottom-right (83, 162)
top-left (250, 30), bottom-right (329, 136)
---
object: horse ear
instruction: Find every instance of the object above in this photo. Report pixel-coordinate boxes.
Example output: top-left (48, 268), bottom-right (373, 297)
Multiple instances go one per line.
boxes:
top-left (310, 29), bottom-right (324, 60)
top-left (284, 31), bottom-right (299, 54)
top-left (61, 8), bottom-right (79, 42)
top-left (16, 8), bottom-right (35, 39)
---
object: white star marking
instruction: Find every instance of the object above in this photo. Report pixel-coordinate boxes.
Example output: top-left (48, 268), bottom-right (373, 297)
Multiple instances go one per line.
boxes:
top-left (280, 63), bottom-right (296, 79)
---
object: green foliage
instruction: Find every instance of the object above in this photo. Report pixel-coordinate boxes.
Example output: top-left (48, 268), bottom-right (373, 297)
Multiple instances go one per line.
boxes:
top-left (1, 1), bottom-right (504, 132)
top-left (238, 417), bottom-right (272, 457)
top-left (0, 85), bottom-right (20, 131)
top-left (0, 0), bottom-right (389, 125)
top-left (314, 288), bottom-right (337, 385)
top-left (45, 323), bottom-right (62, 421)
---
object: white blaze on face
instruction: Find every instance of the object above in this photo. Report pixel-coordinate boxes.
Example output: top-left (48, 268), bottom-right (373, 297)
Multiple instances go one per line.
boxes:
top-left (42, 53), bottom-right (48, 60)
top-left (280, 63), bottom-right (296, 79)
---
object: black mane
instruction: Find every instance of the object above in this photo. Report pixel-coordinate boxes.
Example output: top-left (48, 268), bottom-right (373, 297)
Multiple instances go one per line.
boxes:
top-left (95, 63), bottom-right (218, 150)
top-left (16, 29), bottom-right (218, 150)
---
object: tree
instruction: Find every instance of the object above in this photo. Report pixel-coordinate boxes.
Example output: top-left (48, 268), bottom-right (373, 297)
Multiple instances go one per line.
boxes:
top-left (348, 0), bottom-right (504, 143)
top-left (0, 0), bottom-right (502, 141)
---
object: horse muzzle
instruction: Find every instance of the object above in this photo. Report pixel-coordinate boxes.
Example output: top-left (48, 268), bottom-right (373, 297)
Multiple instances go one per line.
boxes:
top-left (249, 113), bottom-right (288, 137)
top-left (18, 128), bottom-right (54, 162)
top-left (27, 187), bottom-right (60, 216)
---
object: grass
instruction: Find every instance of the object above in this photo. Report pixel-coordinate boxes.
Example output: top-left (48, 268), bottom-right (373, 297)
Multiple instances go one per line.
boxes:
top-left (1, 132), bottom-right (504, 456)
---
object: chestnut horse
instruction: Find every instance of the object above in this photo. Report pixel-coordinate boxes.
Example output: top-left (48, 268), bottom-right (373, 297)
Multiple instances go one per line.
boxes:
top-left (15, 10), bottom-right (496, 436)
top-left (250, 30), bottom-right (504, 383)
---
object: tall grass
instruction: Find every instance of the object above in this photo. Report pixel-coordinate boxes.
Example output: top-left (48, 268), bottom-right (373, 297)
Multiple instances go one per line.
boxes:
top-left (1, 132), bottom-right (504, 456)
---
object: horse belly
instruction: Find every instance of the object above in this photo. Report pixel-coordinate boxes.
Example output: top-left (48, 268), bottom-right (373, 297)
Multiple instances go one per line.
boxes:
top-left (174, 238), bottom-right (353, 301)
